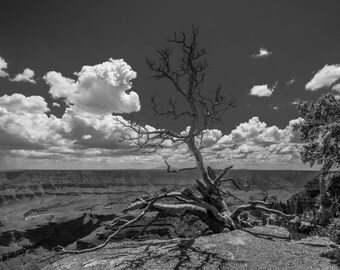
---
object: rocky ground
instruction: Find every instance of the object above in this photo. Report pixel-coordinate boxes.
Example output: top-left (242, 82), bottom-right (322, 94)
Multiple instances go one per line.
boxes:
top-left (43, 226), bottom-right (338, 270)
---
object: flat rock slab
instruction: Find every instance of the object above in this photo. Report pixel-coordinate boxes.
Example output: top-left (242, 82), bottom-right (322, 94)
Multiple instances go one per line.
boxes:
top-left (43, 229), bottom-right (337, 270)
top-left (244, 225), bottom-right (291, 239)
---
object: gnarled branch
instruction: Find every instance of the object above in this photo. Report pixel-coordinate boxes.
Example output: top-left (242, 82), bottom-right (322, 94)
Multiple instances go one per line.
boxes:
top-left (231, 202), bottom-right (296, 221)
top-left (164, 160), bottom-right (197, 173)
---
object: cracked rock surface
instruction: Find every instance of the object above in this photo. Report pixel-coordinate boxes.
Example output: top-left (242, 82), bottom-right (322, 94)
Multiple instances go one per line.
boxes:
top-left (44, 228), bottom-right (337, 270)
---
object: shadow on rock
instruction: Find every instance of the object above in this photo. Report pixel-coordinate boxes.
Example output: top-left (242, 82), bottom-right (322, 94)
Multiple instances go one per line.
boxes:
top-left (23, 213), bottom-right (118, 250)
top-left (105, 238), bottom-right (244, 270)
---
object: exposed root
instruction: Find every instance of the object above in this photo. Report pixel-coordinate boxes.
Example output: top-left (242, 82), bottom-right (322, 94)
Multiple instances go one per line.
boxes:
top-left (54, 172), bottom-right (293, 255)
top-left (231, 201), bottom-right (296, 221)
top-left (54, 192), bottom-right (206, 255)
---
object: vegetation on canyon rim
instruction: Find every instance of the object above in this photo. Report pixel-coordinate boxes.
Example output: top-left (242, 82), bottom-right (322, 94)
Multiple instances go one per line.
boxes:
top-left (293, 93), bottom-right (340, 199)
top-left (56, 27), bottom-right (340, 255)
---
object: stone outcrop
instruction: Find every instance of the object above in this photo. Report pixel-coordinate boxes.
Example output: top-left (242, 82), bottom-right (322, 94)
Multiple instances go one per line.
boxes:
top-left (43, 227), bottom-right (338, 270)
top-left (74, 211), bottom-right (212, 251)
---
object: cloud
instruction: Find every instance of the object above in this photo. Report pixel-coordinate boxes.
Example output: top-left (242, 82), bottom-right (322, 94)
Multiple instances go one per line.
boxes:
top-left (216, 117), bottom-right (300, 147)
top-left (332, 83), bottom-right (340, 92)
top-left (11, 68), bottom-right (36, 83)
top-left (44, 58), bottom-right (140, 115)
top-left (43, 71), bottom-right (76, 98)
top-left (252, 48), bottom-right (272, 58)
top-left (249, 84), bottom-right (275, 97)
top-left (0, 108), bottom-right (64, 150)
top-left (60, 109), bottom-right (134, 150)
top-left (161, 117), bottom-right (305, 170)
top-left (0, 49), bottom-right (309, 170)
top-left (201, 129), bottom-right (223, 147)
top-left (0, 93), bottom-right (49, 114)
top-left (82, 134), bottom-right (92, 140)
top-left (0, 101), bottom-right (306, 169)
top-left (286, 78), bottom-right (296, 85)
top-left (0, 95), bottom-right (136, 154)
top-left (198, 117), bottom-right (303, 168)
top-left (305, 64), bottom-right (340, 91)
top-left (0, 56), bottom-right (9, 77)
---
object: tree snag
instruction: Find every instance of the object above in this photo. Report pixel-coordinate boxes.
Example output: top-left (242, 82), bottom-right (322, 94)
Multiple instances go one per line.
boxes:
top-left (57, 26), bottom-right (295, 255)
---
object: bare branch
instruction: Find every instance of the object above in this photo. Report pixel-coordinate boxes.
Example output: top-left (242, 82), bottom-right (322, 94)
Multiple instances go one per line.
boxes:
top-left (151, 92), bottom-right (192, 120)
top-left (214, 165), bottom-right (233, 185)
top-left (164, 160), bottom-right (197, 173)
top-left (113, 115), bottom-right (186, 154)
top-left (231, 202), bottom-right (296, 221)
top-left (219, 176), bottom-right (255, 191)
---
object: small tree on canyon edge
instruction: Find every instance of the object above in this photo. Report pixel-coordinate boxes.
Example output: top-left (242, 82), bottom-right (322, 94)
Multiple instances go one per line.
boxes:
top-left (293, 93), bottom-right (340, 195)
top-left (57, 27), bottom-right (295, 254)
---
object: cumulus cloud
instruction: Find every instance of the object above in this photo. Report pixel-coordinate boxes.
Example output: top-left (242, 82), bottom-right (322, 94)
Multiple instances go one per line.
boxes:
top-left (52, 102), bottom-right (61, 107)
top-left (44, 71), bottom-right (76, 98)
top-left (0, 102), bottom-right (306, 169)
top-left (0, 108), bottom-right (64, 150)
top-left (60, 109), bottom-right (134, 150)
top-left (217, 117), bottom-right (300, 147)
top-left (305, 64), bottom-right (340, 91)
top-left (332, 83), bottom-right (340, 92)
top-left (11, 68), bottom-right (36, 83)
top-left (163, 116), bottom-right (305, 170)
top-left (252, 48), bottom-right (272, 58)
top-left (44, 58), bottom-right (140, 115)
top-left (201, 129), bottom-right (223, 147)
top-left (197, 117), bottom-right (303, 168)
top-left (249, 84), bottom-right (275, 97)
top-left (82, 134), bottom-right (92, 140)
top-left (0, 95), bottom-right (136, 155)
top-left (0, 56), bottom-right (9, 77)
top-left (286, 78), bottom-right (296, 85)
top-left (0, 93), bottom-right (49, 114)
top-left (0, 53), bottom-right (308, 169)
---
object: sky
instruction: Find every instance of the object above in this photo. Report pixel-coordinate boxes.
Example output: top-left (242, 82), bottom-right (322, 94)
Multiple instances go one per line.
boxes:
top-left (0, 0), bottom-right (340, 170)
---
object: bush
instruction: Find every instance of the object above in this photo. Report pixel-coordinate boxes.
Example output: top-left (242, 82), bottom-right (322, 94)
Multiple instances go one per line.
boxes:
top-left (329, 220), bottom-right (340, 244)
top-left (319, 218), bottom-right (340, 244)
top-left (327, 173), bottom-right (340, 199)
top-left (320, 193), bottom-right (333, 207)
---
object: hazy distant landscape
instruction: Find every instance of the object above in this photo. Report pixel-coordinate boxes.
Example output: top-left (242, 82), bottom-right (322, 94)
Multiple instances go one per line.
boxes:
top-left (0, 169), bottom-right (320, 205)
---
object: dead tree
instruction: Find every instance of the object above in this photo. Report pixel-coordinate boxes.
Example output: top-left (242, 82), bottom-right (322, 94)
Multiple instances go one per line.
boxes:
top-left (57, 27), bottom-right (294, 254)
top-left (114, 27), bottom-right (294, 230)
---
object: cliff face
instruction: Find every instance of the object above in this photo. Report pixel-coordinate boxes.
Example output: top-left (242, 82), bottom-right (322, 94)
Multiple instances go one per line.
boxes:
top-left (284, 173), bottom-right (340, 215)
top-left (0, 170), bottom-right (200, 204)
top-left (286, 177), bottom-right (320, 214)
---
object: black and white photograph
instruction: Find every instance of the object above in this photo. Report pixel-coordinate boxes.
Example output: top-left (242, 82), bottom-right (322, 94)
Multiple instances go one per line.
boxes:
top-left (1, 1), bottom-right (340, 269)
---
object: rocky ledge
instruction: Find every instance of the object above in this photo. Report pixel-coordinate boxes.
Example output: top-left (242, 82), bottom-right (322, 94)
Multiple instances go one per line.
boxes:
top-left (44, 226), bottom-right (337, 270)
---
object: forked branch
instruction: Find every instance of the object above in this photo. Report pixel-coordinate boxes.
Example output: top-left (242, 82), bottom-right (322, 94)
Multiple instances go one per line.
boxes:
top-left (219, 176), bottom-right (255, 191)
top-left (231, 202), bottom-right (296, 221)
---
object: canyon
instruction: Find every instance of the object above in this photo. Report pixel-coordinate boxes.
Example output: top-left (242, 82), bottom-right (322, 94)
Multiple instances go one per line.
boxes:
top-left (0, 169), bottom-right (320, 269)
